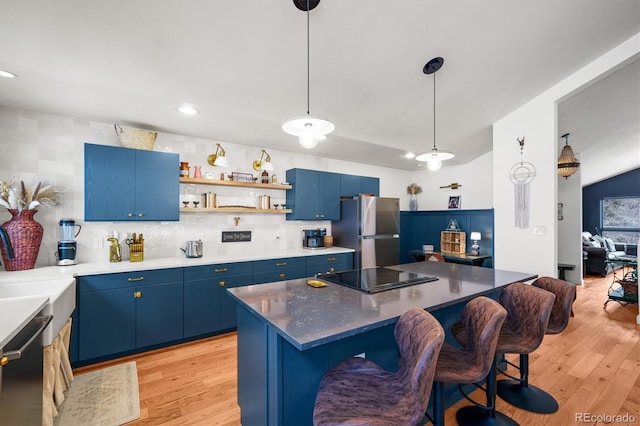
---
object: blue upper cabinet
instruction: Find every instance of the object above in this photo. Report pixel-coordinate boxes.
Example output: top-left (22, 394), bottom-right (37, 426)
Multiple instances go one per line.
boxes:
top-left (339, 174), bottom-right (380, 198)
top-left (286, 169), bottom-right (341, 220)
top-left (84, 143), bottom-right (179, 221)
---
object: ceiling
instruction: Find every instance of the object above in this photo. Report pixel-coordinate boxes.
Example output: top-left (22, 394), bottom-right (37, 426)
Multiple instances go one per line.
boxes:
top-left (0, 0), bottom-right (638, 171)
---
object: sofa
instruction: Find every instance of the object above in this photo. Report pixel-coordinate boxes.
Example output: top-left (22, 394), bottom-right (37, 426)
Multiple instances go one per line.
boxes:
top-left (582, 232), bottom-right (635, 277)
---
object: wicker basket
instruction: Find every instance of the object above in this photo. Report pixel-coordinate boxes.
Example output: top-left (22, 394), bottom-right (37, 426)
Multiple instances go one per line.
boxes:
top-left (618, 277), bottom-right (638, 296)
top-left (114, 124), bottom-right (157, 150)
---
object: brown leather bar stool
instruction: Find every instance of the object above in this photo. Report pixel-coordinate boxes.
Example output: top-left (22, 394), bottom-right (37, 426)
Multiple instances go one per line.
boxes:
top-left (494, 282), bottom-right (557, 414)
top-left (313, 308), bottom-right (445, 426)
top-left (431, 296), bottom-right (508, 426)
top-left (494, 277), bottom-right (577, 413)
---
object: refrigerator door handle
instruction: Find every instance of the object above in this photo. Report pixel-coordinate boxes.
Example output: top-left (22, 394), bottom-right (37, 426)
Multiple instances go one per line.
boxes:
top-left (361, 234), bottom-right (399, 239)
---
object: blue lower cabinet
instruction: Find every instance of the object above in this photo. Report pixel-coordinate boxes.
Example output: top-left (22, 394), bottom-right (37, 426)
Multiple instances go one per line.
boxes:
top-left (78, 287), bottom-right (136, 361)
top-left (135, 282), bottom-right (183, 348)
top-left (306, 253), bottom-right (353, 276)
top-left (184, 262), bottom-right (253, 336)
top-left (75, 268), bottom-right (183, 363)
top-left (253, 257), bottom-right (307, 284)
top-left (184, 277), bottom-right (221, 338)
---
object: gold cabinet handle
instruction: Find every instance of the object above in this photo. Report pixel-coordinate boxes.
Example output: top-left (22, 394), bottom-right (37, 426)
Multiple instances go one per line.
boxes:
top-left (276, 262), bottom-right (287, 267)
top-left (214, 268), bottom-right (228, 273)
top-left (329, 267), bottom-right (335, 272)
top-left (134, 291), bottom-right (142, 298)
top-left (128, 213), bottom-right (133, 217)
top-left (127, 277), bottom-right (144, 282)
top-left (327, 257), bottom-right (336, 261)
top-left (219, 281), bottom-right (225, 287)
top-left (279, 273), bottom-right (285, 279)
top-left (1, 356), bottom-right (8, 366)
top-left (138, 213), bottom-right (143, 217)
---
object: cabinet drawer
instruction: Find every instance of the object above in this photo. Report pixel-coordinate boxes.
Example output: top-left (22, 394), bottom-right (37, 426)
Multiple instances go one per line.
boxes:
top-left (306, 253), bottom-right (353, 267)
top-left (78, 268), bottom-right (183, 292)
top-left (184, 262), bottom-right (253, 281)
top-left (253, 257), bottom-right (306, 273)
top-left (253, 268), bottom-right (307, 284)
top-left (308, 262), bottom-right (352, 277)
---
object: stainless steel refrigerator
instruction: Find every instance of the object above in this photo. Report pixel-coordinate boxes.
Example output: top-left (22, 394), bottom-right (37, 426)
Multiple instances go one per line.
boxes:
top-left (332, 195), bottom-right (400, 270)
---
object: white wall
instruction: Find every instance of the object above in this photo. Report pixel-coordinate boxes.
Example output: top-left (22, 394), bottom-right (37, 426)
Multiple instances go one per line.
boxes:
top-left (557, 157), bottom-right (583, 284)
top-left (493, 33), bottom-right (640, 277)
top-left (409, 151), bottom-right (493, 211)
top-left (0, 106), bottom-right (413, 267)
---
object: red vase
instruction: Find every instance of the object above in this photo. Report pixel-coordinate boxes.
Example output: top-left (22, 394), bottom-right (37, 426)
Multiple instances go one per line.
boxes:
top-left (0, 209), bottom-right (44, 271)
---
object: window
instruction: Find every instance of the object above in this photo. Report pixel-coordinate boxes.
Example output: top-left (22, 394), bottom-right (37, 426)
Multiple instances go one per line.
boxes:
top-left (601, 197), bottom-right (640, 244)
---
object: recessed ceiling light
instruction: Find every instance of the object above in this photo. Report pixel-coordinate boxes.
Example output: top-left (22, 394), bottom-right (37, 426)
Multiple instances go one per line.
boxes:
top-left (178, 104), bottom-right (198, 115)
top-left (404, 152), bottom-right (416, 159)
top-left (0, 70), bottom-right (17, 78)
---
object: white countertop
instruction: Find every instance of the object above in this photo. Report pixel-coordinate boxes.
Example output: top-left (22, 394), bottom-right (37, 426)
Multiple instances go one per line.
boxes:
top-left (0, 246), bottom-right (354, 283)
top-left (0, 246), bottom-right (354, 349)
top-left (0, 296), bottom-right (48, 348)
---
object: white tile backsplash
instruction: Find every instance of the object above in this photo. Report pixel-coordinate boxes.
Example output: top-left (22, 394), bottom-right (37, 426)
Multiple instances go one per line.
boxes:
top-left (1, 106), bottom-right (410, 268)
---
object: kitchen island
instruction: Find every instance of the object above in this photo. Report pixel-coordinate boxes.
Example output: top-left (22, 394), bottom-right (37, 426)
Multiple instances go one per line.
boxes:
top-left (228, 261), bottom-right (536, 426)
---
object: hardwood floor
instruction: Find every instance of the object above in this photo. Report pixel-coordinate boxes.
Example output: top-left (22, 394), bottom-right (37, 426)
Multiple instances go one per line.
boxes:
top-left (75, 273), bottom-right (639, 425)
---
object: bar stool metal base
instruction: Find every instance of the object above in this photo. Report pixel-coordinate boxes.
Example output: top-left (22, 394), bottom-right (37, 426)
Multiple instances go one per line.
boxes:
top-left (497, 379), bottom-right (559, 414)
top-left (456, 406), bottom-right (519, 426)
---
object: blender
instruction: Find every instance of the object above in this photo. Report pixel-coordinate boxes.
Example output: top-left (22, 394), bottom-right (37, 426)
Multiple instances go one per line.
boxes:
top-left (57, 218), bottom-right (81, 266)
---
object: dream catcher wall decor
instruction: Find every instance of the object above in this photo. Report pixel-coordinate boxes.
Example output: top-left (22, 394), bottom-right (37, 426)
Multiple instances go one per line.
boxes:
top-left (509, 137), bottom-right (536, 228)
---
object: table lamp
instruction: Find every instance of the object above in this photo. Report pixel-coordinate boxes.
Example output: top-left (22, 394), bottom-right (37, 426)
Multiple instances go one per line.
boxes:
top-left (470, 232), bottom-right (481, 255)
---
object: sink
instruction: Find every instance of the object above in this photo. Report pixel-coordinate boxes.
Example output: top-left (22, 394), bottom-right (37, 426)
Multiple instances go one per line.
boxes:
top-left (0, 278), bottom-right (76, 345)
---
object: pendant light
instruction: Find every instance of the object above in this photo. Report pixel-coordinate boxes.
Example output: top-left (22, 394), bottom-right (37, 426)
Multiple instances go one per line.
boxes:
top-left (557, 132), bottom-right (580, 179)
top-left (415, 57), bottom-right (454, 171)
top-left (282, 0), bottom-right (334, 149)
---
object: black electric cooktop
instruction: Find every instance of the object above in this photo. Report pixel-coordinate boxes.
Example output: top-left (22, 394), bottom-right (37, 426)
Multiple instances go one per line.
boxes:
top-left (320, 267), bottom-right (438, 294)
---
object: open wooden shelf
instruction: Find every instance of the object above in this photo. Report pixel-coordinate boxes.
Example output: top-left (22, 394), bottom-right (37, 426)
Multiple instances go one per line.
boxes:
top-left (180, 177), bottom-right (292, 190)
top-left (181, 207), bottom-right (292, 214)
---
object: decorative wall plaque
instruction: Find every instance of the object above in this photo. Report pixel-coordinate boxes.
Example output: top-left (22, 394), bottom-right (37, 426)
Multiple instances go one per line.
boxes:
top-left (222, 231), bottom-right (252, 242)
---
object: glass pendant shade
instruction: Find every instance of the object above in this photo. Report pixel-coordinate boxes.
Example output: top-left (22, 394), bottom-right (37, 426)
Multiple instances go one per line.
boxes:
top-left (282, 116), bottom-right (334, 149)
top-left (557, 133), bottom-right (580, 178)
top-left (416, 148), bottom-right (455, 170)
top-left (213, 155), bottom-right (229, 167)
top-left (261, 161), bottom-right (274, 171)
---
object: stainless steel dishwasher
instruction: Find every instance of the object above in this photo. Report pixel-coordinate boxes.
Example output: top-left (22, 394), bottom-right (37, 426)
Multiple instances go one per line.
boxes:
top-left (0, 315), bottom-right (52, 426)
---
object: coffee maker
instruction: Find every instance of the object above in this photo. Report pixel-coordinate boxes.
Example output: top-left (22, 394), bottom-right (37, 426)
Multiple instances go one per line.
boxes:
top-left (57, 218), bottom-right (81, 266)
top-left (303, 228), bottom-right (326, 249)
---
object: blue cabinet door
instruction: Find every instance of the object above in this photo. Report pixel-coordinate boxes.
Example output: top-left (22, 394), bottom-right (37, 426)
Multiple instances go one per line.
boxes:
top-left (84, 143), bottom-right (136, 221)
top-left (286, 169), bottom-right (320, 220)
top-left (84, 143), bottom-right (179, 221)
top-left (361, 177), bottom-right (380, 196)
top-left (136, 281), bottom-right (183, 348)
top-left (340, 175), bottom-right (379, 198)
top-left (220, 274), bottom-right (253, 330)
top-left (184, 278), bottom-right (222, 338)
top-left (135, 149), bottom-right (179, 221)
top-left (78, 287), bottom-right (136, 361)
top-left (319, 172), bottom-right (341, 220)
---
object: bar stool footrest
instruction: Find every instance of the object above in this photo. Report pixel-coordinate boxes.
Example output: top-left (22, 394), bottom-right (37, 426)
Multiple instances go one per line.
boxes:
top-left (497, 379), bottom-right (559, 414)
top-left (456, 405), bottom-right (520, 426)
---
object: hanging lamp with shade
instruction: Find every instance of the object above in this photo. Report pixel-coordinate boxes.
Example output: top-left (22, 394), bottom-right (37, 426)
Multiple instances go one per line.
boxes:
top-left (415, 57), bottom-right (455, 171)
top-left (282, 0), bottom-right (335, 149)
top-left (557, 132), bottom-right (580, 178)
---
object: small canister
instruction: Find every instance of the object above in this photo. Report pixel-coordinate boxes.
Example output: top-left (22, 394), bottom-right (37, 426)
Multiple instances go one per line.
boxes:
top-left (180, 162), bottom-right (190, 177)
top-left (202, 192), bottom-right (216, 208)
top-left (259, 195), bottom-right (270, 210)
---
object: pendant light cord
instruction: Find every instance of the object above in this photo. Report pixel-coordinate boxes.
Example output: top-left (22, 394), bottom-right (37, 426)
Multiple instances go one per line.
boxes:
top-left (306, 0), bottom-right (310, 116)
top-left (433, 71), bottom-right (436, 150)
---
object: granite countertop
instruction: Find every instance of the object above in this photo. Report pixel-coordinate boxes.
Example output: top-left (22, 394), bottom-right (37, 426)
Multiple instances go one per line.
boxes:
top-left (0, 296), bottom-right (48, 348)
top-left (227, 262), bottom-right (537, 351)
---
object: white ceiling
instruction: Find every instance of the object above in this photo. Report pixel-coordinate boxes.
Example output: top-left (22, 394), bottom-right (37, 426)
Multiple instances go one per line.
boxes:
top-left (0, 0), bottom-right (638, 170)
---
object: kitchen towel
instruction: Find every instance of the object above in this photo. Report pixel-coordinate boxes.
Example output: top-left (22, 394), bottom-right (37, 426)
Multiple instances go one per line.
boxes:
top-left (54, 361), bottom-right (139, 426)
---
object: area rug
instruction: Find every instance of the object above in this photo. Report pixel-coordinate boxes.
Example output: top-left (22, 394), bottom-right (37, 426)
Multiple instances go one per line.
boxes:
top-left (54, 361), bottom-right (140, 426)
